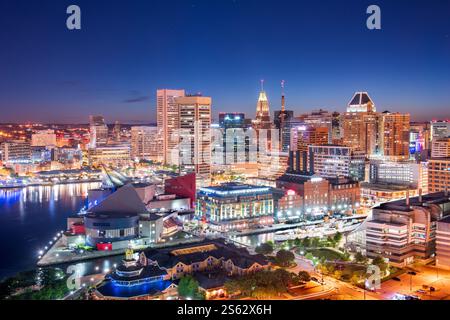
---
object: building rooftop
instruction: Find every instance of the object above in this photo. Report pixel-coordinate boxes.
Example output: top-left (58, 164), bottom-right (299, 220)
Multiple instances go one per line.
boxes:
top-left (88, 184), bottom-right (148, 215)
top-left (198, 183), bottom-right (272, 197)
top-left (144, 238), bottom-right (269, 270)
top-left (373, 191), bottom-right (450, 212)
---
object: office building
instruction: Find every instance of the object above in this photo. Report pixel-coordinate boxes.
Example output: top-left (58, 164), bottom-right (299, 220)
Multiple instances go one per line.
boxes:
top-left (366, 191), bottom-right (450, 267)
top-left (88, 144), bottom-right (131, 167)
top-left (431, 120), bottom-right (450, 141)
top-left (436, 215), bottom-right (450, 270)
top-left (1, 140), bottom-right (31, 164)
top-left (89, 115), bottom-right (108, 148)
top-left (157, 89), bottom-right (186, 165)
top-left (196, 183), bottom-right (274, 231)
top-left (342, 92), bottom-right (379, 155)
top-left (31, 129), bottom-right (57, 147)
top-left (379, 111), bottom-right (410, 158)
top-left (431, 137), bottom-right (450, 158)
top-left (291, 126), bottom-right (329, 154)
top-left (176, 95), bottom-right (212, 187)
top-left (428, 158), bottom-right (450, 193)
top-left (276, 171), bottom-right (360, 218)
top-left (130, 126), bottom-right (161, 162)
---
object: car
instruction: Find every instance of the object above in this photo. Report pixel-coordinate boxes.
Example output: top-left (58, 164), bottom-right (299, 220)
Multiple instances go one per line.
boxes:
top-left (392, 277), bottom-right (401, 281)
top-left (405, 295), bottom-right (420, 300)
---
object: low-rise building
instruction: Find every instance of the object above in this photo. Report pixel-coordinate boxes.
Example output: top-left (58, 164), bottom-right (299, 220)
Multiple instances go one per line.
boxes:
top-left (196, 183), bottom-right (274, 231)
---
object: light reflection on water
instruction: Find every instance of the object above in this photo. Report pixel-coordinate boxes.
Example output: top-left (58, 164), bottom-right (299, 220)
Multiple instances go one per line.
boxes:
top-left (0, 182), bottom-right (100, 280)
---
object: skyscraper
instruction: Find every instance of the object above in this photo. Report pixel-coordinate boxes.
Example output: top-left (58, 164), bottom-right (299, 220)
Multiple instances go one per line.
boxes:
top-left (89, 115), bottom-right (108, 148)
top-left (253, 80), bottom-right (272, 131)
top-left (156, 89), bottom-right (185, 165)
top-left (379, 111), bottom-right (410, 158)
top-left (176, 95), bottom-right (212, 187)
top-left (342, 92), bottom-right (379, 155)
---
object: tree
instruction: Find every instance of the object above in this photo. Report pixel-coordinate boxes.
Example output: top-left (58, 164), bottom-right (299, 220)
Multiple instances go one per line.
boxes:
top-left (354, 252), bottom-right (368, 264)
top-left (297, 271), bottom-right (311, 283)
top-left (276, 249), bottom-right (295, 267)
top-left (301, 237), bottom-right (311, 248)
top-left (311, 237), bottom-right (321, 248)
top-left (333, 232), bottom-right (343, 243)
top-left (372, 256), bottom-right (388, 272)
top-left (178, 275), bottom-right (204, 300)
top-left (255, 242), bottom-right (274, 255)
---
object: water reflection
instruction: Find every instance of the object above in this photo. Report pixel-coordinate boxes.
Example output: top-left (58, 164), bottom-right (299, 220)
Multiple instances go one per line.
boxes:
top-left (0, 182), bottom-right (101, 279)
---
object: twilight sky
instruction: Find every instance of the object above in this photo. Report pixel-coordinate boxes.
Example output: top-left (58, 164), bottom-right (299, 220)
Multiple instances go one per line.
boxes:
top-left (0, 0), bottom-right (449, 124)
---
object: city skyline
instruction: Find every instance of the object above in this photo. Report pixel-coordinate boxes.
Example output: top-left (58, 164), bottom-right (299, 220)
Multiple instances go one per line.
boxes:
top-left (1, 0), bottom-right (450, 123)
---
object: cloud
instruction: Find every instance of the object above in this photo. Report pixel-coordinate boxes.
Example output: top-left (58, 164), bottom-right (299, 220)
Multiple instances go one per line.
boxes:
top-left (123, 96), bottom-right (149, 103)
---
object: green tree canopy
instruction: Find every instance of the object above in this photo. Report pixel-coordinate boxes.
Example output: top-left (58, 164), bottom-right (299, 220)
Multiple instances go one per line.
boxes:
top-left (178, 275), bottom-right (204, 300)
top-left (276, 249), bottom-right (295, 267)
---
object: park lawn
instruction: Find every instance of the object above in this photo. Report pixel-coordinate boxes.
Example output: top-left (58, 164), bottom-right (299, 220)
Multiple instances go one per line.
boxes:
top-left (307, 248), bottom-right (345, 261)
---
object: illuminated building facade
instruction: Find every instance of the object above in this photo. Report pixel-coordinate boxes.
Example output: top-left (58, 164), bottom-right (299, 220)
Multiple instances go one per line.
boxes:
top-left (196, 183), bottom-right (274, 231)
top-left (176, 95), bottom-right (212, 187)
top-left (31, 129), bottom-right (57, 147)
top-left (308, 145), bottom-right (365, 180)
top-left (366, 191), bottom-right (450, 267)
top-left (1, 140), bottom-right (31, 164)
top-left (88, 144), bottom-right (131, 167)
top-left (276, 170), bottom-right (360, 218)
top-left (157, 89), bottom-right (186, 165)
top-left (342, 92), bottom-right (379, 155)
top-left (369, 159), bottom-right (427, 189)
top-left (428, 158), bottom-right (450, 193)
top-left (291, 126), bottom-right (329, 154)
top-left (89, 115), bottom-right (108, 148)
top-left (431, 137), bottom-right (450, 158)
top-left (130, 126), bottom-right (161, 162)
top-left (436, 215), bottom-right (450, 270)
top-left (379, 111), bottom-right (410, 158)
top-left (430, 120), bottom-right (450, 141)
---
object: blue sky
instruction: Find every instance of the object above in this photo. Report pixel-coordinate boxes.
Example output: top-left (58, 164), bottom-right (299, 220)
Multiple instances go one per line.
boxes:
top-left (0, 0), bottom-right (449, 123)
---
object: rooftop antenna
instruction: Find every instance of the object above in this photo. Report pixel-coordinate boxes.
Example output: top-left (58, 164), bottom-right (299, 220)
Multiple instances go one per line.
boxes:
top-left (260, 79), bottom-right (264, 91)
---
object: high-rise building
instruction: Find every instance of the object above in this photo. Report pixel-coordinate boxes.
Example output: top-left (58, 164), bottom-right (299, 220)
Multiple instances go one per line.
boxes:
top-left (431, 137), bottom-right (450, 158)
top-left (379, 111), bottom-right (410, 158)
top-left (308, 145), bottom-right (356, 179)
top-left (89, 115), bottom-right (108, 148)
top-left (292, 126), bottom-right (329, 154)
top-left (176, 95), bottom-right (211, 187)
top-left (216, 113), bottom-right (250, 165)
top-left (346, 92), bottom-right (376, 113)
top-left (342, 92), bottom-right (379, 155)
top-left (31, 129), bottom-right (57, 147)
top-left (430, 120), bottom-right (450, 141)
top-left (130, 126), bottom-right (161, 162)
top-left (253, 80), bottom-right (272, 131)
top-left (428, 158), bottom-right (450, 193)
top-left (156, 89), bottom-right (186, 165)
top-left (113, 121), bottom-right (121, 142)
